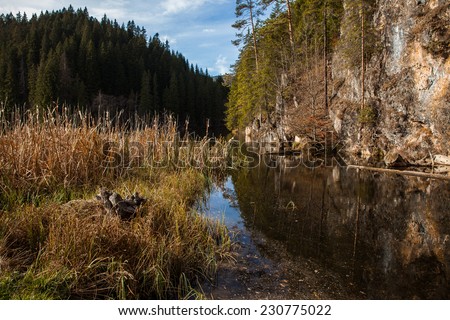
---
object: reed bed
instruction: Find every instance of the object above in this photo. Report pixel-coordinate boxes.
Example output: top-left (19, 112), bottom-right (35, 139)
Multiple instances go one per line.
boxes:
top-left (0, 107), bottom-right (229, 207)
top-left (0, 106), bottom-right (231, 299)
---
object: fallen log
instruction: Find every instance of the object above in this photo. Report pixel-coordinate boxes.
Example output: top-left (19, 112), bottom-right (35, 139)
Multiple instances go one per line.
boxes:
top-left (347, 165), bottom-right (450, 181)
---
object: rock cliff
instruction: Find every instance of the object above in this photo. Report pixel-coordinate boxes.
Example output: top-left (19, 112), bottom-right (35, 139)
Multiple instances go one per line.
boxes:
top-left (331, 0), bottom-right (449, 164)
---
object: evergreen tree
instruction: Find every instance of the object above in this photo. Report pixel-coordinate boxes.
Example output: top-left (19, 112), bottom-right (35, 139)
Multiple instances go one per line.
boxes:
top-left (2, 49), bottom-right (20, 107)
top-left (0, 8), bottom-right (228, 135)
top-left (167, 71), bottom-right (180, 114)
top-left (232, 0), bottom-right (264, 71)
top-left (139, 70), bottom-right (152, 114)
top-left (338, 0), bottom-right (377, 69)
top-left (58, 51), bottom-right (74, 103)
top-left (152, 73), bottom-right (160, 113)
top-left (35, 50), bottom-right (59, 106)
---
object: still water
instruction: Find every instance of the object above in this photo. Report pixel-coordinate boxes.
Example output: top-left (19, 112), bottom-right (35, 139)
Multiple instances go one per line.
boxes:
top-left (205, 155), bottom-right (450, 299)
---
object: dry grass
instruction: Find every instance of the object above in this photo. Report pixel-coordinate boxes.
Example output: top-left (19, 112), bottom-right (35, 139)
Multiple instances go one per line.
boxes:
top-left (0, 107), bottom-right (228, 208)
top-left (0, 107), bottom-right (231, 299)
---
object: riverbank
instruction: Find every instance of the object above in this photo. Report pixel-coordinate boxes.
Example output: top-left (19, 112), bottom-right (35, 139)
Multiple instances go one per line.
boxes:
top-left (0, 110), bottom-right (231, 299)
top-left (207, 229), bottom-right (362, 300)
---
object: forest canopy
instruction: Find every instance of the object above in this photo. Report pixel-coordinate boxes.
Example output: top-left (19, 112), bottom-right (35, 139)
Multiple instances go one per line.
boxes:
top-left (226, 0), bottom-right (378, 140)
top-left (0, 7), bottom-right (228, 134)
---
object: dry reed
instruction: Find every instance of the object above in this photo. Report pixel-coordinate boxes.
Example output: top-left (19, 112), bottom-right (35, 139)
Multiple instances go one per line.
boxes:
top-left (0, 106), bottom-right (231, 299)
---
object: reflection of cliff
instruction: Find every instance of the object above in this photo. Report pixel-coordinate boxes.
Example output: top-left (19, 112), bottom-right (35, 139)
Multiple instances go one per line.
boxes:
top-left (230, 157), bottom-right (450, 298)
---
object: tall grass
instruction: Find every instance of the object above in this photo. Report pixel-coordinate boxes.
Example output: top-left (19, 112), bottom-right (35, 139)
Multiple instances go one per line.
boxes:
top-left (0, 106), bottom-right (231, 299)
top-left (0, 107), bottom-right (229, 208)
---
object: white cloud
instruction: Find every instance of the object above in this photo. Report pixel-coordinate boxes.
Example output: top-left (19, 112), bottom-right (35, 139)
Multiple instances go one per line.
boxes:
top-left (0, 0), bottom-right (57, 14)
top-left (161, 34), bottom-right (177, 45)
top-left (161, 0), bottom-right (203, 14)
top-left (213, 55), bottom-right (229, 75)
top-left (91, 0), bottom-right (128, 17)
top-left (91, 7), bottom-right (128, 21)
top-left (161, 0), bottom-right (226, 15)
top-left (199, 43), bottom-right (214, 48)
top-left (0, 0), bottom-right (238, 76)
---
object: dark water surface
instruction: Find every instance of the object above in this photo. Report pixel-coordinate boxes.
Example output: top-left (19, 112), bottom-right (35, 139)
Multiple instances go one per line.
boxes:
top-left (205, 155), bottom-right (450, 299)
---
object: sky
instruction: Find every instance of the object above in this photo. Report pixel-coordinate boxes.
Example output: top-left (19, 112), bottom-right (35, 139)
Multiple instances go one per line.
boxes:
top-left (0, 0), bottom-right (239, 75)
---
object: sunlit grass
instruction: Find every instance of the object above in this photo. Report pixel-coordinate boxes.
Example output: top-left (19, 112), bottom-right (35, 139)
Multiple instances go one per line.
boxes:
top-left (0, 107), bottom-right (231, 299)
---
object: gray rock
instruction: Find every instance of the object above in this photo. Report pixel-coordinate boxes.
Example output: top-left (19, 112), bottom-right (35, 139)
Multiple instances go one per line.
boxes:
top-left (95, 188), bottom-right (147, 220)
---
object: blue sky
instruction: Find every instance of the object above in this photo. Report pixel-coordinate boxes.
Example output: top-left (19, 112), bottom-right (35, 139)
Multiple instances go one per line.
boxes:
top-left (0, 0), bottom-right (239, 75)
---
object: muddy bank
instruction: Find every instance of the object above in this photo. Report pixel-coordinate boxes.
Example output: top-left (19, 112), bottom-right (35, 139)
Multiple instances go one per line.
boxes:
top-left (206, 228), bottom-right (362, 300)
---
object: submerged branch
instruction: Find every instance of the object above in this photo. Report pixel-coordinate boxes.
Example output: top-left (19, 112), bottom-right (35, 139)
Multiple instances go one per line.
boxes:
top-left (347, 165), bottom-right (450, 181)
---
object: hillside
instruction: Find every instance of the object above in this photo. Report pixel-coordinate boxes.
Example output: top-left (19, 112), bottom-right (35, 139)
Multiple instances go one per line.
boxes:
top-left (0, 7), bottom-right (228, 134)
top-left (226, 0), bottom-right (449, 165)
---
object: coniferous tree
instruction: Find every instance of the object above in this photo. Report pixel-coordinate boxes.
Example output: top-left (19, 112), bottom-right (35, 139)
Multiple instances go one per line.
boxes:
top-left (167, 71), bottom-right (180, 115)
top-left (58, 51), bottom-right (74, 103)
top-left (139, 71), bottom-right (152, 114)
top-left (232, 0), bottom-right (264, 71)
top-left (152, 73), bottom-right (160, 113)
top-left (35, 49), bottom-right (59, 106)
top-left (2, 50), bottom-right (20, 107)
top-left (226, 0), bottom-right (346, 137)
top-left (0, 8), bottom-right (229, 135)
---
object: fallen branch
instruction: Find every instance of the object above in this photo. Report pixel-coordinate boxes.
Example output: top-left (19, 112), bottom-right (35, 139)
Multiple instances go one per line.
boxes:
top-left (347, 165), bottom-right (450, 181)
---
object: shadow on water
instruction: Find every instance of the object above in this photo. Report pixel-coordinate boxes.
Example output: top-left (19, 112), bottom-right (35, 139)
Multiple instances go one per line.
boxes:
top-left (204, 152), bottom-right (450, 299)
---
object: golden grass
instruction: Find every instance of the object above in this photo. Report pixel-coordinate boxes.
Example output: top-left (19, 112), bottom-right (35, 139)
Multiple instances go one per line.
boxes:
top-left (0, 107), bottom-right (230, 208)
top-left (0, 107), bottom-right (231, 299)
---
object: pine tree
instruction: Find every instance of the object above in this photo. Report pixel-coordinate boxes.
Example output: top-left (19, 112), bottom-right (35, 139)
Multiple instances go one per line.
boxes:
top-left (232, 0), bottom-right (264, 71)
top-left (152, 73), bottom-right (160, 113)
top-left (0, 8), bottom-right (228, 133)
top-left (35, 50), bottom-right (59, 106)
top-left (262, 0), bottom-right (295, 59)
top-left (139, 70), bottom-right (153, 114)
top-left (58, 51), bottom-right (74, 103)
top-left (3, 49), bottom-right (20, 107)
top-left (168, 71), bottom-right (180, 114)
top-left (338, 0), bottom-right (377, 69)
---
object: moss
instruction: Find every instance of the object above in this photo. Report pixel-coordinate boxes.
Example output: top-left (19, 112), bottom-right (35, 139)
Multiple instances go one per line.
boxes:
top-left (371, 147), bottom-right (385, 162)
top-left (358, 105), bottom-right (377, 125)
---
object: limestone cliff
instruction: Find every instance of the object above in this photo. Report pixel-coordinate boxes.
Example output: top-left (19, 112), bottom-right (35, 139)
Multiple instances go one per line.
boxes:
top-left (331, 0), bottom-right (449, 164)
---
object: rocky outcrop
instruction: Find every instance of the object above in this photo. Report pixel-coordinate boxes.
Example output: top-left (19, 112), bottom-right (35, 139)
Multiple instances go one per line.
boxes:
top-left (331, 0), bottom-right (449, 164)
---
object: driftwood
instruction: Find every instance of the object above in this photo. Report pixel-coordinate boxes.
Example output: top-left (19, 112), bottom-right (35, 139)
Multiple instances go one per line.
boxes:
top-left (96, 188), bottom-right (147, 220)
top-left (347, 165), bottom-right (450, 181)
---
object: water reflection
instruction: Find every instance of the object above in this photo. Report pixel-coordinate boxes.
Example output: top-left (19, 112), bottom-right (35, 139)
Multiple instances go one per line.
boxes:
top-left (210, 155), bottom-right (450, 299)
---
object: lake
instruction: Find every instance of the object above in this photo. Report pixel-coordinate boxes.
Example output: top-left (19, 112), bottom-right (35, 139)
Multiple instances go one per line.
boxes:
top-left (203, 153), bottom-right (450, 299)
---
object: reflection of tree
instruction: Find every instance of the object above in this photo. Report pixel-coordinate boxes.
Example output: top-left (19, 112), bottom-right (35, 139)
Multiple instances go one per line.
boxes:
top-left (231, 158), bottom-right (334, 251)
top-left (228, 159), bottom-right (450, 298)
top-left (230, 166), bottom-right (278, 233)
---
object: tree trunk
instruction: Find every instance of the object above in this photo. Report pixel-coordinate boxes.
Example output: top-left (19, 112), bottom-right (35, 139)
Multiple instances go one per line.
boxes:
top-left (249, 1), bottom-right (261, 124)
top-left (348, 165), bottom-right (450, 181)
top-left (360, 0), bottom-right (365, 111)
top-left (249, 3), bottom-right (259, 71)
top-left (323, 0), bottom-right (328, 113)
top-left (287, 0), bottom-right (299, 109)
top-left (286, 0), bottom-right (295, 59)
